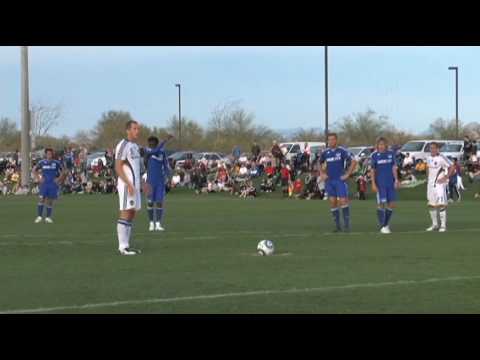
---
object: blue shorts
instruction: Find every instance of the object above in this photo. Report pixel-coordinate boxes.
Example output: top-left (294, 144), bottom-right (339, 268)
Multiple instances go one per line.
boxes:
top-left (39, 183), bottom-right (59, 200)
top-left (325, 179), bottom-right (349, 199)
top-left (148, 183), bottom-right (165, 203)
top-left (376, 184), bottom-right (397, 204)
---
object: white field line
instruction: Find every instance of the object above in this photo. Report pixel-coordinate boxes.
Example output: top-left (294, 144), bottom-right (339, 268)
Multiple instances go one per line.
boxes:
top-left (1, 275), bottom-right (480, 314)
top-left (2, 227), bottom-right (480, 245)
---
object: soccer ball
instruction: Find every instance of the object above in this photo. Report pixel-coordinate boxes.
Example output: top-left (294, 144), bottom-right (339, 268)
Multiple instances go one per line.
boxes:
top-left (257, 240), bottom-right (275, 256)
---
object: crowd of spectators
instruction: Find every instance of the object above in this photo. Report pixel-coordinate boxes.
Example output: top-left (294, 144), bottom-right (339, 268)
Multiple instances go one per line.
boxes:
top-left (3, 136), bottom-right (480, 200)
top-left (0, 151), bottom-right (23, 195)
top-left (0, 147), bottom-right (116, 196)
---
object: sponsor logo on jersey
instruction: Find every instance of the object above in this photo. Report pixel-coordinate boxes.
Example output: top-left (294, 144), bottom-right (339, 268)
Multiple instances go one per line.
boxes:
top-left (326, 154), bottom-right (343, 162)
top-left (376, 159), bottom-right (393, 164)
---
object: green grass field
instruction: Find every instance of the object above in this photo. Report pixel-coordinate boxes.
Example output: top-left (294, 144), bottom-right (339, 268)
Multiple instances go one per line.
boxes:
top-left (2, 184), bottom-right (480, 314)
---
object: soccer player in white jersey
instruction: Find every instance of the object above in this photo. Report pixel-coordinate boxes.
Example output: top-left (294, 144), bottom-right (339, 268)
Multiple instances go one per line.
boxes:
top-left (426, 142), bottom-right (455, 232)
top-left (115, 120), bottom-right (143, 255)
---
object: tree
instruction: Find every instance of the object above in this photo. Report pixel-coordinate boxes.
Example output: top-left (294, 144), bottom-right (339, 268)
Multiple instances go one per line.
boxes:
top-left (35, 135), bottom-right (71, 151)
top-left (0, 117), bottom-right (20, 151)
top-left (166, 116), bottom-right (204, 150)
top-left (291, 128), bottom-right (325, 142)
top-left (334, 109), bottom-right (397, 146)
top-left (427, 118), bottom-right (465, 139)
top-left (464, 122), bottom-right (480, 139)
top-left (72, 130), bottom-right (94, 148)
top-left (205, 101), bottom-right (279, 153)
top-left (91, 111), bottom-right (136, 151)
top-left (31, 103), bottom-right (62, 149)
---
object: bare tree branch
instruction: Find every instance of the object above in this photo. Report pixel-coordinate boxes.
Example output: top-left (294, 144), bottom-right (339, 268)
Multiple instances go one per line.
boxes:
top-left (31, 103), bottom-right (62, 138)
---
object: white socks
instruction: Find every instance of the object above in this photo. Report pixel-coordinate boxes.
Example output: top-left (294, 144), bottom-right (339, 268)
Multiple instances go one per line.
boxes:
top-left (117, 219), bottom-right (132, 251)
top-left (438, 208), bottom-right (447, 228)
top-left (430, 208), bottom-right (447, 228)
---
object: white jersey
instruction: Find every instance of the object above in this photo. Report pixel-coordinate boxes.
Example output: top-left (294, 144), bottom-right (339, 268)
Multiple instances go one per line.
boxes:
top-left (426, 154), bottom-right (452, 185)
top-left (115, 139), bottom-right (141, 189)
top-left (426, 154), bottom-right (452, 206)
top-left (115, 139), bottom-right (142, 211)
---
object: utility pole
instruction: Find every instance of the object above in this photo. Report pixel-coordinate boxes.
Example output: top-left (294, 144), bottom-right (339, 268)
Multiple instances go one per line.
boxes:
top-left (324, 46), bottom-right (329, 141)
top-left (20, 46), bottom-right (31, 189)
top-left (448, 66), bottom-right (459, 139)
top-left (175, 83), bottom-right (182, 149)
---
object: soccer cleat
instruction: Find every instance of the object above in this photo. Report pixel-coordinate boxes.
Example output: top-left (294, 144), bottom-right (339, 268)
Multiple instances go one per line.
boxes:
top-left (380, 226), bottom-right (391, 234)
top-left (439, 227), bottom-right (447, 233)
top-left (119, 247), bottom-right (141, 255)
top-left (34, 216), bottom-right (43, 224)
top-left (44, 217), bottom-right (53, 224)
top-left (426, 225), bottom-right (439, 232)
top-left (155, 222), bottom-right (165, 231)
top-left (149, 222), bottom-right (155, 231)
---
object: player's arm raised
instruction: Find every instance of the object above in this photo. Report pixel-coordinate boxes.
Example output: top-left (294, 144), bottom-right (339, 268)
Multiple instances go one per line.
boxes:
top-left (157, 134), bottom-right (174, 150)
top-left (115, 159), bottom-right (135, 195)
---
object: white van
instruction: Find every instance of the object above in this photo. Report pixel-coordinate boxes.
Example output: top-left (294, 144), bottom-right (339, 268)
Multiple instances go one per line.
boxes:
top-left (279, 141), bottom-right (326, 163)
top-left (440, 141), bottom-right (464, 161)
top-left (400, 140), bottom-right (449, 164)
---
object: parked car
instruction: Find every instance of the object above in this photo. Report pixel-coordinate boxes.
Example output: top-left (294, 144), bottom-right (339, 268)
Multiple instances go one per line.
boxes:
top-left (168, 151), bottom-right (197, 168)
top-left (441, 141), bottom-right (464, 161)
top-left (87, 151), bottom-right (107, 169)
top-left (279, 141), bottom-right (326, 163)
top-left (400, 140), bottom-right (448, 164)
top-left (347, 146), bottom-right (375, 161)
top-left (194, 152), bottom-right (231, 167)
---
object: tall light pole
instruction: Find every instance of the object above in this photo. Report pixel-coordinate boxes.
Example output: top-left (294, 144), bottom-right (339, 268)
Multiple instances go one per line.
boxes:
top-left (324, 46), bottom-right (329, 141)
top-left (448, 66), bottom-right (459, 139)
top-left (175, 83), bottom-right (182, 149)
top-left (20, 46), bottom-right (31, 189)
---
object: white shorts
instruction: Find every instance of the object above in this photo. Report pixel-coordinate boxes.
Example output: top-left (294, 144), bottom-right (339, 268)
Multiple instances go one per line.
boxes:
top-left (427, 183), bottom-right (448, 207)
top-left (118, 180), bottom-right (141, 211)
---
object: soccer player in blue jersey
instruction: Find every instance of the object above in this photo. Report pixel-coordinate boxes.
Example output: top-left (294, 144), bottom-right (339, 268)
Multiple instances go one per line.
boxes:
top-left (319, 133), bottom-right (357, 232)
top-left (143, 134), bottom-right (173, 231)
top-left (33, 148), bottom-right (66, 224)
top-left (370, 137), bottom-right (400, 234)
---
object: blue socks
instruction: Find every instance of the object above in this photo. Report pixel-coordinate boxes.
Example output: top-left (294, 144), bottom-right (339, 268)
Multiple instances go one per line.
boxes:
top-left (147, 207), bottom-right (154, 222)
top-left (148, 203), bottom-right (163, 223)
top-left (377, 208), bottom-right (386, 227)
top-left (37, 203), bottom-right (44, 217)
top-left (331, 208), bottom-right (341, 230)
top-left (157, 208), bottom-right (163, 223)
top-left (341, 205), bottom-right (350, 230)
top-left (384, 208), bottom-right (393, 227)
top-left (46, 207), bottom-right (53, 218)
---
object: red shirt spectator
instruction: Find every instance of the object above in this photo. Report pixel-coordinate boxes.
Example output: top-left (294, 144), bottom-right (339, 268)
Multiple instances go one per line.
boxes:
top-left (280, 167), bottom-right (290, 180)
top-left (265, 165), bottom-right (276, 177)
top-left (293, 178), bottom-right (303, 193)
top-left (357, 176), bottom-right (367, 193)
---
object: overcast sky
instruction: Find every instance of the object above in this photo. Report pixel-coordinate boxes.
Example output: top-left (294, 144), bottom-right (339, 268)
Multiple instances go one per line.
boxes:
top-left (0, 46), bottom-right (477, 137)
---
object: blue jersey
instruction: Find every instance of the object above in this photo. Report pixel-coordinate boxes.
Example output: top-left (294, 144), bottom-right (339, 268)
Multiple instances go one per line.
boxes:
top-left (370, 150), bottom-right (396, 187)
top-left (319, 147), bottom-right (352, 180)
top-left (35, 160), bottom-right (63, 183)
top-left (144, 144), bottom-right (170, 186)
